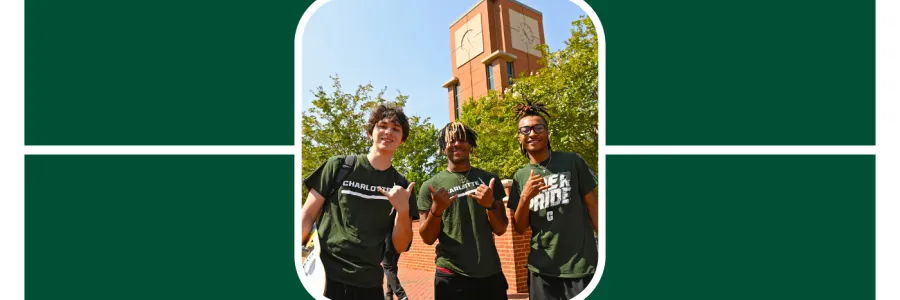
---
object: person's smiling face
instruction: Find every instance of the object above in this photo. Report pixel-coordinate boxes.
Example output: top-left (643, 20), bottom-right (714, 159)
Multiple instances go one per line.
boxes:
top-left (518, 115), bottom-right (549, 153)
top-left (444, 138), bottom-right (472, 165)
top-left (370, 118), bottom-right (404, 152)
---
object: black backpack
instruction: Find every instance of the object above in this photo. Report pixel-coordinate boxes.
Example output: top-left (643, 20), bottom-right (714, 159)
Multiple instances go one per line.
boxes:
top-left (324, 155), bottom-right (357, 199)
top-left (315, 155), bottom-right (357, 223)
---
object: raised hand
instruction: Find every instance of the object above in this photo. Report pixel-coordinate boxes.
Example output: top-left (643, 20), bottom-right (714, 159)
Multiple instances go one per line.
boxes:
top-left (521, 170), bottom-right (552, 201)
top-left (428, 185), bottom-right (459, 216)
top-left (471, 178), bottom-right (497, 209)
top-left (378, 182), bottom-right (415, 214)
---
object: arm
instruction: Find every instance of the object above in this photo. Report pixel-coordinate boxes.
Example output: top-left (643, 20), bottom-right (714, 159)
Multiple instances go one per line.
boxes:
top-left (392, 209), bottom-right (413, 253)
top-left (417, 185), bottom-right (458, 245)
top-left (418, 211), bottom-right (442, 245)
top-left (511, 200), bottom-right (531, 234)
top-left (300, 189), bottom-right (326, 244)
top-left (583, 187), bottom-right (599, 232)
top-left (486, 200), bottom-right (509, 235)
top-left (573, 153), bottom-right (600, 233)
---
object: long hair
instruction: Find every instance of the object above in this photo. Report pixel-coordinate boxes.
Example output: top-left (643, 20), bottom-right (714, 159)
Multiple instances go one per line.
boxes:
top-left (514, 100), bottom-right (552, 157)
top-left (437, 122), bottom-right (478, 155)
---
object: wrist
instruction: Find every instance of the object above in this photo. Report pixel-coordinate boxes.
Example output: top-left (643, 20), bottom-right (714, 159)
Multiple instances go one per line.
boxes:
top-left (517, 196), bottom-right (531, 210)
top-left (430, 206), bottom-right (443, 217)
top-left (394, 205), bottom-right (409, 215)
top-left (478, 199), bottom-right (494, 209)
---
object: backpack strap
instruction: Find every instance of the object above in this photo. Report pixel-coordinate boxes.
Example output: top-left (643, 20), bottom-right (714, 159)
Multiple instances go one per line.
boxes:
top-left (324, 155), bottom-right (357, 199)
top-left (315, 155), bottom-right (357, 224)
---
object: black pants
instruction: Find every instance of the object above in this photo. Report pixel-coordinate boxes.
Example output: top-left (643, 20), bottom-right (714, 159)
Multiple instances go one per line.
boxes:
top-left (324, 278), bottom-right (383, 300)
top-left (382, 252), bottom-right (407, 300)
top-left (434, 270), bottom-right (508, 300)
top-left (528, 272), bottom-right (594, 300)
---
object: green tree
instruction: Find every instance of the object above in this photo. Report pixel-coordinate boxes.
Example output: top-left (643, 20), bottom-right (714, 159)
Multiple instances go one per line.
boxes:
top-left (461, 15), bottom-right (599, 178)
top-left (459, 90), bottom-right (522, 178)
top-left (301, 75), bottom-right (441, 200)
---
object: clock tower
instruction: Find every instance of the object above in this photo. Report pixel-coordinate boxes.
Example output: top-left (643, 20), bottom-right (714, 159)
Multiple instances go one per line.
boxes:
top-left (442, 0), bottom-right (545, 121)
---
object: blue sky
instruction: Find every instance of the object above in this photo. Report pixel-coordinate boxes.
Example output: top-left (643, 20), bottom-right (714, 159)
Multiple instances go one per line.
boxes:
top-left (300, 0), bottom-right (591, 128)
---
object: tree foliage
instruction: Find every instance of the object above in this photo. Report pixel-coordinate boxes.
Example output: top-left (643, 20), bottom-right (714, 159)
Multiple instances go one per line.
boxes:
top-left (301, 75), bottom-right (442, 199)
top-left (459, 90), bottom-right (523, 178)
top-left (461, 15), bottom-right (599, 178)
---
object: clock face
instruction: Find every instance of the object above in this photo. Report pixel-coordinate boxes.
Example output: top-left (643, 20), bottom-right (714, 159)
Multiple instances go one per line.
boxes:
top-left (508, 9), bottom-right (542, 57)
top-left (460, 29), bottom-right (475, 54)
top-left (517, 22), bottom-right (537, 47)
top-left (454, 14), bottom-right (484, 68)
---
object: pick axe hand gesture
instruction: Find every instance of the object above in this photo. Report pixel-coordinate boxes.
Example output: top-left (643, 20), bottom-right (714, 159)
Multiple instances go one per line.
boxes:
top-left (378, 182), bottom-right (415, 213)
top-left (521, 170), bottom-right (552, 201)
top-left (428, 185), bottom-right (458, 216)
top-left (471, 178), bottom-right (498, 209)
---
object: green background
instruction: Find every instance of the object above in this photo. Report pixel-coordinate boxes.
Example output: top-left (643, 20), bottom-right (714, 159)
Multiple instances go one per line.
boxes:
top-left (25, 155), bottom-right (875, 299)
top-left (25, 0), bottom-right (305, 145)
top-left (25, 156), bottom-right (308, 299)
top-left (25, 0), bottom-right (874, 145)
top-left (24, 0), bottom-right (876, 299)
top-left (598, 155), bottom-right (874, 299)
top-left (598, 0), bottom-right (874, 145)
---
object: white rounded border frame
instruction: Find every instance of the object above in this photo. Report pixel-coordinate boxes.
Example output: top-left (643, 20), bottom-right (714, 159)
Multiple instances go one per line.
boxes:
top-left (293, 0), bottom-right (607, 299)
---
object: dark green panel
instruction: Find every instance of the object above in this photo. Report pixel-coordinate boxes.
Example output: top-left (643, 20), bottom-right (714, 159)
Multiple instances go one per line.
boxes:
top-left (25, 0), bottom-right (313, 145)
top-left (25, 156), bottom-right (312, 299)
top-left (594, 155), bottom-right (874, 299)
top-left (593, 0), bottom-right (874, 145)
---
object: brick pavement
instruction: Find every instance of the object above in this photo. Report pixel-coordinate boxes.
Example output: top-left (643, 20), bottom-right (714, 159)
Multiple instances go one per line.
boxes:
top-left (383, 267), bottom-right (529, 300)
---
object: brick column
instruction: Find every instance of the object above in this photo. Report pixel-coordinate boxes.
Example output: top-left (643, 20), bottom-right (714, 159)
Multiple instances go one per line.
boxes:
top-left (498, 179), bottom-right (531, 294)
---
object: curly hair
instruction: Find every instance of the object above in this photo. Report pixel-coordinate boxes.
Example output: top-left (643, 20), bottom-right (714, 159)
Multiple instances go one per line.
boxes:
top-left (366, 103), bottom-right (410, 141)
top-left (437, 122), bottom-right (478, 155)
top-left (514, 100), bottom-right (552, 157)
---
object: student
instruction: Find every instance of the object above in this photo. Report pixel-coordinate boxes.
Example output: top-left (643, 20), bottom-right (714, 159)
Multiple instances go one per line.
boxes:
top-left (507, 101), bottom-right (599, 300)
top-left (417, 122), bottom-right (510, 300)
top-left (301, 104), bottom-right (419, 300)
top-left (382, 234), bottom-right (408, 300)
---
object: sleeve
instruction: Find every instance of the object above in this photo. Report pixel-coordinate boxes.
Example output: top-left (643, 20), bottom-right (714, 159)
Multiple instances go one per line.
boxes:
top-left (491, 173), bottom-right (507, 203)
top-left (574, 153), bottom-right (599, 197)
top-left (507, 172), bottom-right (522, 211)
top-left (302, 156), bottom-right (342, 196)
top-left (408, 190), bottom-right (420, 221)
top-left (417, 179), bottom-right (433, 213)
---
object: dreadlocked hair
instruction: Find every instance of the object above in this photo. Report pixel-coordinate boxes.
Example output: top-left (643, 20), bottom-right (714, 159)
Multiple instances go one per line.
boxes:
top-left (437, 122), bottom-right (478, 155)
top-left (514, 100), bottom-right (551, 121)
top-left (514, 100), bottom-right (552, 157)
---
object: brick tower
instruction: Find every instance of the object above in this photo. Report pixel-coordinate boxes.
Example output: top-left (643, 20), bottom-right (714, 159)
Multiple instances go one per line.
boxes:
top-left (443, 0), bottom-right (545, 121)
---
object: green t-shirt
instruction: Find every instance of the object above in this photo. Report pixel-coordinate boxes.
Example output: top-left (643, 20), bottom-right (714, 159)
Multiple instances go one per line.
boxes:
top-left (417, 168), bottom-right (506, 278)
top-left (507, 151), bottom-right (598, 278)
top-left (303, 155), bottom-right (419, 288)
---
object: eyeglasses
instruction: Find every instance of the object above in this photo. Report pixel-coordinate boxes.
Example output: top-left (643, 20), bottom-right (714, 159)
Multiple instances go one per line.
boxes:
top-left (518, 124), bottom-right (547, 135)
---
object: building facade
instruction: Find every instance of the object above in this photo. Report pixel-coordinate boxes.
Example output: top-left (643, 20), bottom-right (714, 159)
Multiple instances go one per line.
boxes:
top-left (443, 0), bottom-right (545, 121)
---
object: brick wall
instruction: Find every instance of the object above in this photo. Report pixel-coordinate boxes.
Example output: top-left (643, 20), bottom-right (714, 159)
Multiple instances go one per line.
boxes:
top-left (494, 209), bottom-right (532, 293)
top-left (398, 180), bottom-right (531, 293)
top-left (400, 219), bottom-right (438, 272)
